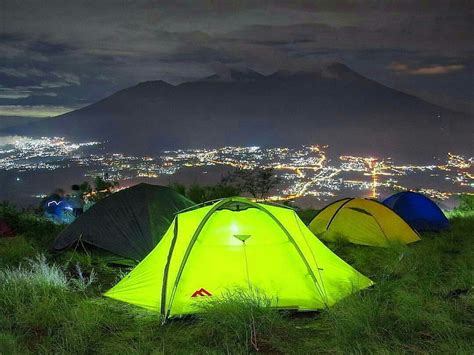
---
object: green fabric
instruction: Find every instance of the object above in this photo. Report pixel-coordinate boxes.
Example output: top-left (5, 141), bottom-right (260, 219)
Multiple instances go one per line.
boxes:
top-left (105, 197), bottom-right (373, 319)
top-left (53, 183), bottom-right (195, 261)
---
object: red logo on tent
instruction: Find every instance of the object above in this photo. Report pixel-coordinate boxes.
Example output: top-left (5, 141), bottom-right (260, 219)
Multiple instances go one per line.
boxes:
top-left (191, 288), bottom-right (212, 297)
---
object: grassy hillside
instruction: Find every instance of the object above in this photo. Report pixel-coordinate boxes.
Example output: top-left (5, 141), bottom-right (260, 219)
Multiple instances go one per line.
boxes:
top-left (0, 205), bottom-right (472, 354)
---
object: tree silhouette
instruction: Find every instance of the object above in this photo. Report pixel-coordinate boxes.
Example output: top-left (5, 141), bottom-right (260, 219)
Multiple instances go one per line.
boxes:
top-left (226, 167), bottom-right (280, 200)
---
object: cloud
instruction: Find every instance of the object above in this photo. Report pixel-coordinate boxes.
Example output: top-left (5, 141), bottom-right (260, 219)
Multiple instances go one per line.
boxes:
top-left (0, 0), bottom-right (471, 113)
top-left (0, 66), bottom-right (80, 104)
top-left (410, 65), bottom-right (465, 75)
top-left (0, 105), bottom-right (78, 118)
top-left (40, 80), bottom-right (74, 88)
top-left (0, 86), bottom-right (33, 99)
top-left (389, 62), bottom-right (465, 75)
top-left (0, 67), bottom-right (47, 78)
top-left (0, 66), bottom-right (80, 83)
top-left (0, 92), bottom-right (31, 99)
top-left (51, 71), bottom-right (80, 85)
top-left (28, 40), bottom-right (74, 55)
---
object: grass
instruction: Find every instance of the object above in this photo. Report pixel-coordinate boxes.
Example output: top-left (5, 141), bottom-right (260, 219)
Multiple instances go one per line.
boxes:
top-left (195, 289), bottom-right (286, 352)
top-left (0, 204), bottom-right (473, 354)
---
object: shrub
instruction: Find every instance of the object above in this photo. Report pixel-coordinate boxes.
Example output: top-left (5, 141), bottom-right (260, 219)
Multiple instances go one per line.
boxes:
top-left (0, 202), bottom-right (22, 236)
top-left (0, 236), bottom-right (36, 267)
top-left (296, 208), bottom-right (319, 224)
top-left (456, 194), bottom-right (474, 212)
top-left (186, 183), bottom-right (241, 204)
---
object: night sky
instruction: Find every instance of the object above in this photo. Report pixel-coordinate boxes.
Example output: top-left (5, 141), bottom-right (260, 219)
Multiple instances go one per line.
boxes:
top-left (1, 0), bottom-right (472, 120)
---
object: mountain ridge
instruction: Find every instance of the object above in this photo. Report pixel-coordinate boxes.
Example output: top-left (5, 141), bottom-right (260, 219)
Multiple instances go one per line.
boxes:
top-left (3, 63), bottom-right (472, 161)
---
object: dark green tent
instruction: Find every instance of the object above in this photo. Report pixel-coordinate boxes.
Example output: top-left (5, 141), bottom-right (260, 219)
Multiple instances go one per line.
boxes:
top-left (53, 183), bottom-right (194, 261)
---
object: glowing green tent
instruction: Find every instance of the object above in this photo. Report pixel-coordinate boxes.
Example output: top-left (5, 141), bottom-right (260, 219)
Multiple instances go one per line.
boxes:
top-left (105, 197), bottom-right (373, 319)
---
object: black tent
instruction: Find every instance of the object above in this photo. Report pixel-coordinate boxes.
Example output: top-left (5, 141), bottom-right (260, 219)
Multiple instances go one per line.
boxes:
top-left (53, 183), bottom-right (194, 261)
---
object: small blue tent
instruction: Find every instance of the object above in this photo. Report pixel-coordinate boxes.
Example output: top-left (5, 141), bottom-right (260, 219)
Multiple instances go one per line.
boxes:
top-left (383, 191), bottom-right (449, 231)
top-left (41, 195), bottom-right (75, 224)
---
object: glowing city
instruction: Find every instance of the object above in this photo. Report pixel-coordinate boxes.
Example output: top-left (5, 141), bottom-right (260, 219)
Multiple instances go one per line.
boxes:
top-left (0, 136), bottom-right (471, 207)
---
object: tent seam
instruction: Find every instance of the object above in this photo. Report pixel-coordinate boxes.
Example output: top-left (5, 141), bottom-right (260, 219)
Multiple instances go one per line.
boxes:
top-left (161, 217), bottom-right (179, 318)
top-left (326, 198), bottom-right (354, 231)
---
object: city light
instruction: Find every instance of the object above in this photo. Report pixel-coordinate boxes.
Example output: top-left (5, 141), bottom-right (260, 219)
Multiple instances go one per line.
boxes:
top-left (0, 136), bottom-right (472, 203)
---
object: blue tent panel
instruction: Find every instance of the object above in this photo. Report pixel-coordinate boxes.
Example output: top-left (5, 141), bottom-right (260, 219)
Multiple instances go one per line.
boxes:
top-left (383, 191), bottom-right (449, 232)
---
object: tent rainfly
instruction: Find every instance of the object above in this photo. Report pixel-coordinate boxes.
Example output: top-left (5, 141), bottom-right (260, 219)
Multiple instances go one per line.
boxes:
top-left (53, 183), bottom-right (195, 261)
top-left (383, 191), bottom-right (449, 231)
top-left (309, 198), bottom-right (420, 247)
top-left (105, 197), bottom-right (373, 319)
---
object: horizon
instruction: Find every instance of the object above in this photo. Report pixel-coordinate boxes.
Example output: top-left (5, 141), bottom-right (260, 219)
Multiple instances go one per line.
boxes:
top-left (5, 61), bottom-right (466, 121)
top-left (0, 136), bottom-right (471, 209)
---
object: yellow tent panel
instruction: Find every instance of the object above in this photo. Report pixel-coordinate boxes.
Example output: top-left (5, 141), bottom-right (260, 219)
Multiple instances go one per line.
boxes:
top-left (309, 198), bottom-right (420, 247)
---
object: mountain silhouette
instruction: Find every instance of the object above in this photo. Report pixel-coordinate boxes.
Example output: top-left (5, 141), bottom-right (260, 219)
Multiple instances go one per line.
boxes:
top-left (4, 63), bottom-right (472, 161)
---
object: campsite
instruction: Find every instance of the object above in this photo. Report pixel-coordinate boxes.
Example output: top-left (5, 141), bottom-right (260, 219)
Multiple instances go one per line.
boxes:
top-left (0, 188), bottom-right (473, 353)
top-left (1, 2), bottom-right (473, 354)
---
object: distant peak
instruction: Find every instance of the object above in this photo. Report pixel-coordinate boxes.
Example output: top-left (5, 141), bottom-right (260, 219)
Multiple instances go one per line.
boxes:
top-left (197, 62), bottom-right (362, 83)
top-left (267, 62), bottom-right (360, 80)
top-left (116, 80), bottom-right (175, 97)
top-left (324, 63), bottom-right (355, 77)
top-left (202, 66), bottom-right (265, 82)
top-left (267, 69), bottom-right (295, 79)
top-left (133, 80), bottom-right (173, 89)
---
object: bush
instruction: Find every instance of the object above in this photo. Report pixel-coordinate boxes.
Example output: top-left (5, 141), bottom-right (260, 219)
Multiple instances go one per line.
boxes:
top-left (456, 194), bottom-right (474, 212)
top-left (186, 183), bottom-right (241, 203)
top-left (296, 208), bottom-right (319, 224)
top-left (0, 236), bottom-right (36, 267)
top-left (18, 214), bottom-right (63, 249)
top-left (0, 201), bottom-right (63, 250)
